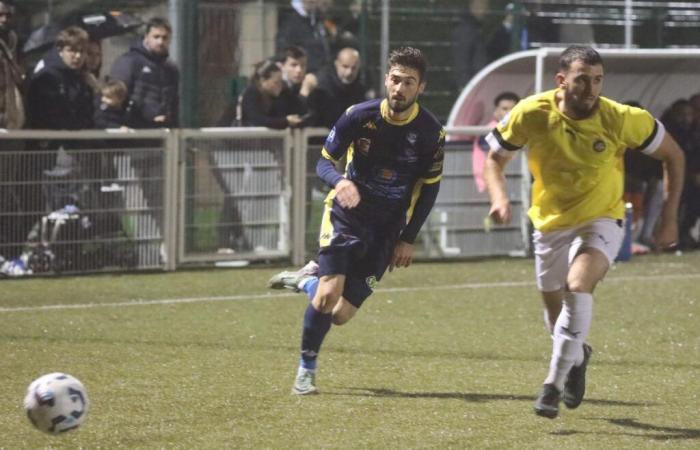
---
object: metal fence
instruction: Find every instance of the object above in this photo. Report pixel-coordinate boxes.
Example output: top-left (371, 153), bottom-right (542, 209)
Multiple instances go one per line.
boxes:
top-left (0, 127), bottom-right (530, 277)
top-left (178, 128), bottom-right (291, 264)
top-left (0, 130), bottom-right (172, 275)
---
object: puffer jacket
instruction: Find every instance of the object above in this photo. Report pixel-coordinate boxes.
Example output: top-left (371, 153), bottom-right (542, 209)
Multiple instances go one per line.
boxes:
top-left (26, 48), bottom-right (94, 130)
top-left (109, 41), bottom-right (179, 128)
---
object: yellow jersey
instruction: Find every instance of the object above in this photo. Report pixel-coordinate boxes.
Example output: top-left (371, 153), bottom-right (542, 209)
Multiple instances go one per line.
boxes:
top-left (486, 89), bottom-right (665, 232)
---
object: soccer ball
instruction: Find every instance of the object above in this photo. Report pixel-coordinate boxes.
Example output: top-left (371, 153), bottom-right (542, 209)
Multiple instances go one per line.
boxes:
top-left (24, 372), bottom-right (89, 434)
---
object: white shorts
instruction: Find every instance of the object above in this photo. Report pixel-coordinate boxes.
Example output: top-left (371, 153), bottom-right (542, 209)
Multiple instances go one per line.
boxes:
top-left (533, 218), bottom-right (625, 292)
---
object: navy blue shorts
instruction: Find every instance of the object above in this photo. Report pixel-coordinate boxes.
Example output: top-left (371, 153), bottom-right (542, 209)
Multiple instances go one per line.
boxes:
top-left (317, 200), bottom-right (400, 308)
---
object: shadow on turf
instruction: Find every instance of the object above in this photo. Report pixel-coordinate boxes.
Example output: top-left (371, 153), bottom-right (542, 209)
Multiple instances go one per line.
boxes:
top-left (603, 418), bottom-right (700, 441)
top-left (554, 418), bottom-right (700, 441)
top-left (336, 387), bottom-right (652, 408)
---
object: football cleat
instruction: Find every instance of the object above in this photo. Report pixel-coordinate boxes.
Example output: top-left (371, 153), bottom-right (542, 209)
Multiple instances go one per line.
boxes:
top-left (267, 260), bottom-right (319, 292)
top-left (563, 343), bottom-right (593, 409)
top-left (291, 367), bottom-right (318, 395)
top-left (534, 383), bottom-right (561, 419)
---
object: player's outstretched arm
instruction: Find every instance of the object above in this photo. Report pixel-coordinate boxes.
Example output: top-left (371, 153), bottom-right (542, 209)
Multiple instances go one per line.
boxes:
top-left (649, 133), bottom-right (685, 249)
top-left (389, 241), bottom-right (414, 272)
top-left (484, 150), bottom-right (515, 224)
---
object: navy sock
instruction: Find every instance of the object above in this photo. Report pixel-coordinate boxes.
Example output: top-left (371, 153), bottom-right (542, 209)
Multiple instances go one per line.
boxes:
top-left (300, 304), bottom-right (332, 370)
top-left (302, 277), bottom-right (319, 301)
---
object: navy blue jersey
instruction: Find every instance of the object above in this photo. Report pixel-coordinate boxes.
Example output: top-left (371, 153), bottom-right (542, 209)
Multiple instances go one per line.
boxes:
top-left (321, 98), bottom-right (445, 218)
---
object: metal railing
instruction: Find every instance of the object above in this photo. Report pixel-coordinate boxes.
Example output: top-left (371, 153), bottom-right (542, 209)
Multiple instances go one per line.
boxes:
top-left (0, 126), bottom-right (529, 277)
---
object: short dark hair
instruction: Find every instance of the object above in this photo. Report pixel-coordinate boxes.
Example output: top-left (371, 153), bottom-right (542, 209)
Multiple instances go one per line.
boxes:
top-left (278, 45), bottom-right (307, 63)
top-left (559, 46), bottom-right (603, 72)
top-left (145, 17), bottom-right (172, 35)
top-left (55, 26), bottom-right (89, 51)
top-left (388, 46), bottom-right (427, 81)
top-left (494, 91), bottom-right (520, 106)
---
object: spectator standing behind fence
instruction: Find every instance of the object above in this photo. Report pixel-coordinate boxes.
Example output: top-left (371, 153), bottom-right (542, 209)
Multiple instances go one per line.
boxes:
top-left (275, 46), bottom-right (315, 125)
top-left (109, 17), bottom-right (179, 129)
top-left (451, 0), bottom-right (488, 91)
top-left (276, 0), bottom-right (331, 74)
top-left (27, 26), bottom-right (94, 130)
top-left (0, 0), bottom-right (23, 129)
top-left (94, 80), bottom-right (129, 129)
top-left (307, 47), bottom-right (366, 129)
top-left (240, 59), bottom-right (302, 129)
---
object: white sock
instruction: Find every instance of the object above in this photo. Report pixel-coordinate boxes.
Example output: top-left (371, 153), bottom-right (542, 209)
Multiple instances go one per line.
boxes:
top-left (543, 309), bottom-right (554, 336)
top-left (544, 292), bottom-right (593, 391)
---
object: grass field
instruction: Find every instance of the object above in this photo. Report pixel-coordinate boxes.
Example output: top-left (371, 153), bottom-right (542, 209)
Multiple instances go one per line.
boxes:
top-left (1, 252), bottom-right (699, 449)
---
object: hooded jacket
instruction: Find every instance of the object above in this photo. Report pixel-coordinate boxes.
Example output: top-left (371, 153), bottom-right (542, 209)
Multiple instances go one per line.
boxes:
top-left (26, 47), bottom-right (94, 130)
top-left (109, 41), bottom-right (179, 128)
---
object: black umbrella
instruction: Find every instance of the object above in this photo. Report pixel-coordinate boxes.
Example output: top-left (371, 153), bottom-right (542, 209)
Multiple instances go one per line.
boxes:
top-left (22, 22), bottom-right (62, 54)
top-left (22, 11), bottom-right (143, 54)
top-left (78, 11), bottom-right (143, 40)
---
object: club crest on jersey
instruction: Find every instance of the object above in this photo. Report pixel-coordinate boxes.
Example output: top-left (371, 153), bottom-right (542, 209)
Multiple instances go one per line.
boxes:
top-left (363, 121), bottom-right (377, 130)
top-left (365, 275), bottom-right (378, 289)
top-left (406, 131), bottom-right (418, 145)
top-left (356, 138), bottom-right (371, 155)
top-left (593, 139), bottom-right (606, 152)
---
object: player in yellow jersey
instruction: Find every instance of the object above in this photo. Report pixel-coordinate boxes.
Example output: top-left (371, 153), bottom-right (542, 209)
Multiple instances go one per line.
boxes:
top-left (483, 46), bottom-right (685, 419)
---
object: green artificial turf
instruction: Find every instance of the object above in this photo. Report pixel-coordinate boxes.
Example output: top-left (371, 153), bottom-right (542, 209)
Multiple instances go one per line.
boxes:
top-left (1, 252), bottom-right (698, 449)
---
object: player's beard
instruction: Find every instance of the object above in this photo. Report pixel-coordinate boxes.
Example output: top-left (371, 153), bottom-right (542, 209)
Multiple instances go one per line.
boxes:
top-left (387, 92), bottom-right (417, 113)
top-left (564, 89), bottom-right (599, 119)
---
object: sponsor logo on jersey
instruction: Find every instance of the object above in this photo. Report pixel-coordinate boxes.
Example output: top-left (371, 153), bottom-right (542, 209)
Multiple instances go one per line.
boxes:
top-left (325, 127), bottom-right (336, 145)
top-left (593, 139), bottom-right (606, 152)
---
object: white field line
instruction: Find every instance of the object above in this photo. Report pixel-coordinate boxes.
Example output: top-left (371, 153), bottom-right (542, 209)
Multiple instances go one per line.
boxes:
top-left (1, 272), bottom-right (698, 314)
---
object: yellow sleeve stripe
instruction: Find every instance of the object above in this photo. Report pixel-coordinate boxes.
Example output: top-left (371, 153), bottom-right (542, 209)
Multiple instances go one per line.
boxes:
top-left (422, 174), bottom-right (442, 184)
top-left (321, 147), bottom-right (339, 162)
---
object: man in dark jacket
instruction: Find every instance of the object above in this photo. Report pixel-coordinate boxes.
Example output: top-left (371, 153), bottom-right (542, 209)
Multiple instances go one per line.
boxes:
top-left (451, 0), bottom-right (488, 91)
top-left (109, 17), bottom-right (179, 128)
top-left (276, 0), bottom-right (331, 73)
top-left (307, 46), bottom-right (366, 129)
top-left (26, 26), bottom-right (94, 130)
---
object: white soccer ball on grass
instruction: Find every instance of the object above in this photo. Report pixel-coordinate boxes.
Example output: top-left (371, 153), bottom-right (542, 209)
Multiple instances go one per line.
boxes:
top-left (24, 372), bottom-right (89, 434)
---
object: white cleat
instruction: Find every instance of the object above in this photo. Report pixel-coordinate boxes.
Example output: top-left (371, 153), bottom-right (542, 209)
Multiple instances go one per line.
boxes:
top-left (267, 261), bottom-right (319, 292)
top-left (291, 367), bottom-right (318, 395)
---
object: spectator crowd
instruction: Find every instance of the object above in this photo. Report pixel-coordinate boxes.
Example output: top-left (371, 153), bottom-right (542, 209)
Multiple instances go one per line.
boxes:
top-left (0, 0), bottom-right (698, 268)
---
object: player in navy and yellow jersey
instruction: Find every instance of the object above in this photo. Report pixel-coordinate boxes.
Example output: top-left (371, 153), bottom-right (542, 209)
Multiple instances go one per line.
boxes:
top-left (268, 47), bottom-right (445, 395)
top-left (484, 46), bottom-right (685, 418)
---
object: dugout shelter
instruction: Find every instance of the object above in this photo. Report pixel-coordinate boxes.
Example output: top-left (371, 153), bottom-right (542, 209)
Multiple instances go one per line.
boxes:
top-left (433, 48), bottom-right (700, 259)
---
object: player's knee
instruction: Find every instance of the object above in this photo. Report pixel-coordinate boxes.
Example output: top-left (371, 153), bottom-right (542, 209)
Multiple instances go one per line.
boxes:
top-left (312, 290), bottom-right (341, 314)
top-left (332, 313), bottom-right (351, 326)
top-left (566, 279), bottom-right (594, 294)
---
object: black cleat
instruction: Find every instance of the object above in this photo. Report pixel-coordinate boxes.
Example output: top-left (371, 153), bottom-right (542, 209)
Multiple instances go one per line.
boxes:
top-left (563, 343), bottom-right (592, 409)
top-left (534, 383), bottom-right (561, 419)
